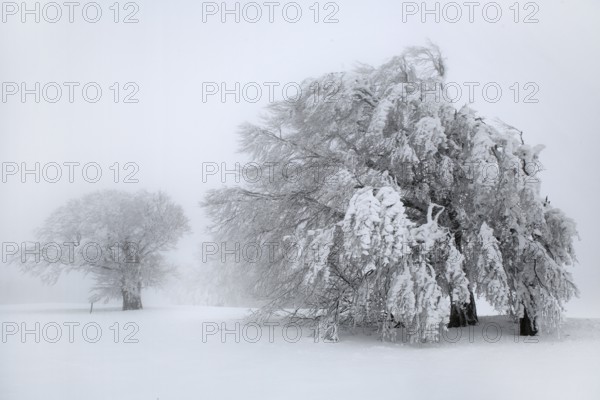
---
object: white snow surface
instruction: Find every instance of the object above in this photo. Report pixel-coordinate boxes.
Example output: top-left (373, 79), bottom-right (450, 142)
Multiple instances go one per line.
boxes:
top-left (1, 304), bottom-right (599, 400)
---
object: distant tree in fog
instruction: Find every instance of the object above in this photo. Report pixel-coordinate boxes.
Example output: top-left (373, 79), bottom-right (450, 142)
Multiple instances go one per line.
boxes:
top-left (17, 190), bottom-right (190, 310)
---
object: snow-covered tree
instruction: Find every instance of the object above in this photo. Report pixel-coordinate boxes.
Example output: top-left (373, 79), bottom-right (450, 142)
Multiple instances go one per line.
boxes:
top-left (203, 45), bottom-right (578, 340)
top-left (17, 190), bottom-right (190, 310)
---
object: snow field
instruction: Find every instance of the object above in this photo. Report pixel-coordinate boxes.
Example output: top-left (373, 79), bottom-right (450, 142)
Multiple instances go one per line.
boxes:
top-left (1, 304), bottom-right (599, 400)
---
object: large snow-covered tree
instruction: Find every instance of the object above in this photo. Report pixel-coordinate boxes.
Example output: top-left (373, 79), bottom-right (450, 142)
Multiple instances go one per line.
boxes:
top-left (203, 45), bottom-right (578, 341)
top-left (17, 190), bottom-right (190, 310)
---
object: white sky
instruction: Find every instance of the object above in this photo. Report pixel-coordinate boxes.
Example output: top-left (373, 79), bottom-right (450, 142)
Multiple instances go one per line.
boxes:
top-left (1, 0), bottom-right (599, 316)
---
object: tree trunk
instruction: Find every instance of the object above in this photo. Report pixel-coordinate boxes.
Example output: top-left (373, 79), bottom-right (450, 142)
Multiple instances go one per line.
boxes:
top-left (122, 283), bottom-right (143, 311)
top-left (448, 303), bottom-right (466, 328)
top-left (465, 290), bottom-right (478, 325)
top-left (448, 290), bottom-right (478, 328)
top-left (519, 307), bottom-right (538, 336)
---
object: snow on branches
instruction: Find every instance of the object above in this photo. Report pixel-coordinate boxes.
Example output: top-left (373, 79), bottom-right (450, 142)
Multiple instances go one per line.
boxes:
top-left (203, 44), bottom-right (579, 341)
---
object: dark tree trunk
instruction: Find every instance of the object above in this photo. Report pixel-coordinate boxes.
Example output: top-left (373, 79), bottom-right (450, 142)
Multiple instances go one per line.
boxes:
top-left (465, 290), bottom-right (478, 325)
top-left (122, 284), bottom-right (143, 311)
top-left (448, 290), bottom-right (478, 328)
top-left (448, 303), bottom-right (466, 328)
top-left (519, 307), bottom-right (538, 336)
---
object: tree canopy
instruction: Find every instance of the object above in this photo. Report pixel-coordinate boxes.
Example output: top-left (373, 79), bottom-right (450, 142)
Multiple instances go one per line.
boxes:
top-left (203, 45), bottom-right (578, 341)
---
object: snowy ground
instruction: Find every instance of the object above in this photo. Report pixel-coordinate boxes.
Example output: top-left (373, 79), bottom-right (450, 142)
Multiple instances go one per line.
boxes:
top-left (1, 304), bottom-right (599, 400)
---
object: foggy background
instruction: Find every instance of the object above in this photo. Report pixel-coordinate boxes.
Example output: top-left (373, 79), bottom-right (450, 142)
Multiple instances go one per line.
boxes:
top-left (1, 0), bottom-right (598, 317)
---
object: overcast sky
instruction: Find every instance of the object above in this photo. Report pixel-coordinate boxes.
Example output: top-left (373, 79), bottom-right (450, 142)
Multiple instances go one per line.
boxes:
top-left (1, 0), bottom-right (599, 316)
